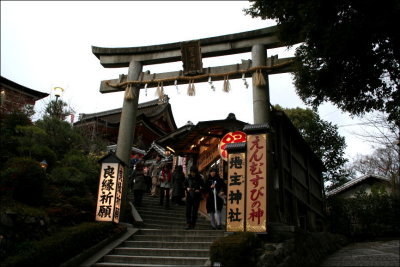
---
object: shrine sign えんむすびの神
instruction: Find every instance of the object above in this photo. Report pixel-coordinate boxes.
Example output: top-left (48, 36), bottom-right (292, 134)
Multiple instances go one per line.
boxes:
top-left (246, 133), bottom-right (267, 232)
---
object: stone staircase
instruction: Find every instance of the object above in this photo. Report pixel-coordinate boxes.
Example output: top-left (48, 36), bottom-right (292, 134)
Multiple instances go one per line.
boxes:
top-left (91, 193), bottom-right (225, 266)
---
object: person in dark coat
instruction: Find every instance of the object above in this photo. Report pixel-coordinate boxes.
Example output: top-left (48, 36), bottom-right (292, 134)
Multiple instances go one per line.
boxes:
top-left (171, 165), bottom-right (185, 205)
top-left (205, 167), bottom-right (226, 230)
top-left (184, 166), bottom-right (205, 230)
top-left (159, 164), bottom-right (172, 209)
top-left (132, 161), bottom-right (147, 207)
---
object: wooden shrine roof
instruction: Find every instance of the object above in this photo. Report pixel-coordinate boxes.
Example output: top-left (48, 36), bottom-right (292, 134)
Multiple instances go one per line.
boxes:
top-left (75, 96), bottom-right (177, 133)
top-left (156, 113), bottom-right (247, 156)
top-left (0, 76), bottom-right (49, 100)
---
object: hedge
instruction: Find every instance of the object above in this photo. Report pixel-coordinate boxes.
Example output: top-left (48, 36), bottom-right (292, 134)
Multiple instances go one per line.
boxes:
top-left (1, 222), bottom-right (126, 267)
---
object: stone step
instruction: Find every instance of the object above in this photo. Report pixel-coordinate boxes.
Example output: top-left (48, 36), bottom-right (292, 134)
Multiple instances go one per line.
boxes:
top-left (102, 255), bottom-right (208, 265)
top-left (129, 234), bottom-right (221, 242)
top-left (137, 210), bottom-right (187, 220)
top-left (137, 229), bottom-right (224, 237)
top-left (136, 209), bottom-right (220, 230)
top-left (122, 240), bottom-right (213, 249)
top-left (93, 262), bottom-right (204, 267)
top-left (136, 200), bottom-right (183, 205)
top-left (112, 247), bottom-right (209, 257)
top-left (141, 222), bottom-right (213, 230)
top-left (137, 203), bottom-right (185, 209)
top-left (138, 212), bottom-right (212, 225)
top-left (139, 196), bottom-right (179, 204)
top-left (137, 210), bottom-right (210, 221)
top-left (91, 193), bottom-right (224, 267)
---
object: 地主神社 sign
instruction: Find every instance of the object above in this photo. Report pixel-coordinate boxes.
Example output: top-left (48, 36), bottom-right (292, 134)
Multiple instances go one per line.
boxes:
top-left (95, 156), bottom-right (125, 223)
top-left (246, 133), bottom-right (267, 232)
top-left (227, 151), bottom-right (246, 232)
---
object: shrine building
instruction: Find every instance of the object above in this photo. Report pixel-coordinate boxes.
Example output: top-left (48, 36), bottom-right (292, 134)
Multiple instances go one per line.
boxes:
top-left (154, 109), bottom-right (326, 232)
top-left (0, 76), bottom-right (49, 114)
top-left (73, 95), bottom-right (177, 152)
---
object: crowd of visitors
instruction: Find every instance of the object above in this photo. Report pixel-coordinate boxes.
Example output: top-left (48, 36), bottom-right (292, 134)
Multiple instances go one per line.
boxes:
top-left (130, 154), bottom-right (227, 230)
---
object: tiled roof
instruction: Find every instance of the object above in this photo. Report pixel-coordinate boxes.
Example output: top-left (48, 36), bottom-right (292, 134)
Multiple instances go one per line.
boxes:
top-left (326, 174), bottom-right (390, 197)
top-left (106, 145), bottom-right (146, 155)
top-left (78, 96), bottom-right (168, 121)
top-left (1, 76), bottom-right (49, 100)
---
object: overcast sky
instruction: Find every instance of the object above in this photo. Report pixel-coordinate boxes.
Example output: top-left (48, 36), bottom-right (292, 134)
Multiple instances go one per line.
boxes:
top-left (1, 1), bottom-right (374, 160)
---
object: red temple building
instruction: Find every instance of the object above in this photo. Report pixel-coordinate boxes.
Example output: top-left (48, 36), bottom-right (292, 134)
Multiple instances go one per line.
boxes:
top-left (0, 76), bottom-right (49, 114)
top-left (73, 95), bottom-right (177, 151)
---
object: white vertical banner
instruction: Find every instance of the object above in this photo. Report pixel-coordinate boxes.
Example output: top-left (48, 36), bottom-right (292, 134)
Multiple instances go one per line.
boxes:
top-left (95, 163), bottom-right (119, 222)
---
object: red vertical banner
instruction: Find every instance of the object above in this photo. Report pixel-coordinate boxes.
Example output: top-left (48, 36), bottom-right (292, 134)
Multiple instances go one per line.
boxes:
top-left (246, 134), bottom-right (267, 232)
top-left (226, 152), bottom-right (246, 232)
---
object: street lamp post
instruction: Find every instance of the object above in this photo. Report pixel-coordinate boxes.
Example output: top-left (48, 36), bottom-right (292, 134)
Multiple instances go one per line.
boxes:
top-left (52, 87), bottom-right (64, 119)
top-left (53, 87), bottom-right (64, 102)
top-left (40, 160), bottom-right (48, 170)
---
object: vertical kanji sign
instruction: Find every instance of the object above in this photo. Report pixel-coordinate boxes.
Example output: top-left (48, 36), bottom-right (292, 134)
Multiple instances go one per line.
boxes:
top-left (95, 154), bottom-right (125, 223)
top-left (246, 134), bottom-right (267, 232)
top-left (113, 164), bottom-right (124, 223)
top-left (227, 152), bottom-right (246, 232)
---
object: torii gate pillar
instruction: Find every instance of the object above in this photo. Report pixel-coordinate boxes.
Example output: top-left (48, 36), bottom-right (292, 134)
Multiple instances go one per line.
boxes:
top-left (116, 60), bottom-right (143, 164)
top-left (252, 44), bottom-right (270, 124)
top-left (116, 60), bottom-right (142, 221)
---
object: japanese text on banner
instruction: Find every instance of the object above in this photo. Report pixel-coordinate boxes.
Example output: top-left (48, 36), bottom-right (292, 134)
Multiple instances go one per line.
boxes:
top-left (96, 163), bottom-right (118, 222)
top-left (246, 134), bottom-right (267, 232)
top-left (227, 152), bottom-right (246, 232)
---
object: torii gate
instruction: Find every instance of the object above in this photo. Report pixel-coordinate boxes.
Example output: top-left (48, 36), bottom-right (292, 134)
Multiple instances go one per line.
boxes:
top-left (92, 25), bottom-right (296, 221)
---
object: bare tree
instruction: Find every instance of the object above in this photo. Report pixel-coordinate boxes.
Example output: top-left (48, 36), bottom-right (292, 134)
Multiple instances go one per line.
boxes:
top-left (348, 112), bottom-right (399, 191)
top-left (350, 112), bottom-right (399, 149)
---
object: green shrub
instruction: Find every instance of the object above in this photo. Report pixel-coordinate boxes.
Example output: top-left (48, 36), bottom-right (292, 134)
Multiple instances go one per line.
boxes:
top-left (0, 157), bottom-right (46, 205)
top-left (50, 166), bottom-right (88, 197)
top-left (210, 232), bottom-right (263, 267)
top-left (0, 111), bottom-right (32, 168)
top-left (327, 192), bottom-right (400, 239)
top-left (281, 232), bottom-right (349, 267)
top-left (1, 222), bottom-right (126, 267)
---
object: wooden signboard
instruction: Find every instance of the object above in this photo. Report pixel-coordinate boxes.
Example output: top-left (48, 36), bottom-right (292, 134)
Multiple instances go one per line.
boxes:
top-left (245, 134), bottom-right (267, 232)
top-left (198, 141), bottom-right (219, 172)
top-left (226, 152), bottom-right (246, 232)
top-left (95, 159), bottom-right (124, 223)
top-left (181, 40), bottom-right (203, 75)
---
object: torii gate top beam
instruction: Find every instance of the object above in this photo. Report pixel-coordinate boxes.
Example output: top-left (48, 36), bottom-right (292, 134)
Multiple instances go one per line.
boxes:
top-left (92, 25), bottom-right (288, 68)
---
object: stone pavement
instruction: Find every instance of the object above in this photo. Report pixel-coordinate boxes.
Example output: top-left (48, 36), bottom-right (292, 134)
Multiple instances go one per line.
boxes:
top-left (321, 239), bottom-right (399, 266)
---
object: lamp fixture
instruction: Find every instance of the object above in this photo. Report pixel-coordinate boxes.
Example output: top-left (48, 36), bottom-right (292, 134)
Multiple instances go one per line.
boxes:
top-left (53, 87), bottom-right (64, 101)
top-left (40, 160), bottom-right (48, 170)
top-left (166, 146), bottom-right (175, 153)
